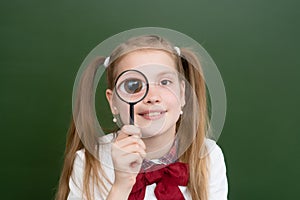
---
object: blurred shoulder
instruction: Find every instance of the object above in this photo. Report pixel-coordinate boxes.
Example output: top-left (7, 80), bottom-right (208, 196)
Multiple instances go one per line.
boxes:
top-left (73, 133), bottom-right (115, 165)
top-left (204, 138), bottom-right (228, 199)
top-left (205, 138), bottom-right (226, 164)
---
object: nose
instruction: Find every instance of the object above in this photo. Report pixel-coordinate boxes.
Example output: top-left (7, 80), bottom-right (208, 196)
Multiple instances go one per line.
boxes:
top-left (143, 84), bottom-right (161, 104)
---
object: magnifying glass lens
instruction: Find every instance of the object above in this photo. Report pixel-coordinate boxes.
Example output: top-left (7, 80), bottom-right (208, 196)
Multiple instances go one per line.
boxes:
top-left (115, 70), bottom-right (149, 104)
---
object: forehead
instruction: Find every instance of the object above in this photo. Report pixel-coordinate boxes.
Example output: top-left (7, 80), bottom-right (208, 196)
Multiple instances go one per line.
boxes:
top-left (115, 50), bottom-right (177, 74)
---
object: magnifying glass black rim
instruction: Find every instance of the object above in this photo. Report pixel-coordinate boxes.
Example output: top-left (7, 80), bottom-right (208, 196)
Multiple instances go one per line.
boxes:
top-left (114, 69), bottom-right (149, 105)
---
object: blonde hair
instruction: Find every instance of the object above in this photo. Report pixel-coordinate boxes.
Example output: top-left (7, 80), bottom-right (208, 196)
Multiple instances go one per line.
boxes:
top-left (55, 35), bottom-right (210, 200)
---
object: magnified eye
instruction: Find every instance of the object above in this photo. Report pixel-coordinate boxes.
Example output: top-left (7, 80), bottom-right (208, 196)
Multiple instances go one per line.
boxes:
top-left (120, 78), bottom-right (145, 94)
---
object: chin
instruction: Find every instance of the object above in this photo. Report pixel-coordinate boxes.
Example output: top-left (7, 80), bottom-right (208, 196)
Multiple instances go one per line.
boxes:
top-left (140, 123), bottom-right (176, 139)
top-left (140, 125), bottom-right (165, 139)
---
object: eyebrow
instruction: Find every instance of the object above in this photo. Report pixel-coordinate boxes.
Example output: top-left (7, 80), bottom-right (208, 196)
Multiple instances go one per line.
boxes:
top-left (156, 70), bottom-right (178, 76)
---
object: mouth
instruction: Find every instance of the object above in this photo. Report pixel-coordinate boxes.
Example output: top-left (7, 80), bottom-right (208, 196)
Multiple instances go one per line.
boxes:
top-left (138, 110), bottom-right (167, 120)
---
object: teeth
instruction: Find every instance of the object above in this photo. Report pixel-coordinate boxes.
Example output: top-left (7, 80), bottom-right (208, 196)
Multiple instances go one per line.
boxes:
top-left (146, 112), bottom-right (161, 117)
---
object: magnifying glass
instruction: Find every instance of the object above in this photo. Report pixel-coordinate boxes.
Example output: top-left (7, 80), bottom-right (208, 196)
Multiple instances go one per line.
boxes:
top-left (114, 69), bottom-right (149, 125)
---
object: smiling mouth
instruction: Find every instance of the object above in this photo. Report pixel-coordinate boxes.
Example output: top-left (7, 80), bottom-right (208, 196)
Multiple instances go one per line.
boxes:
top-left (138, 111), bottom-right (167, 120)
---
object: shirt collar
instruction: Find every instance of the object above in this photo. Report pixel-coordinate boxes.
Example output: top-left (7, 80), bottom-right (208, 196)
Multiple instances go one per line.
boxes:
top-left (141, 138), bottom-right (178, 172)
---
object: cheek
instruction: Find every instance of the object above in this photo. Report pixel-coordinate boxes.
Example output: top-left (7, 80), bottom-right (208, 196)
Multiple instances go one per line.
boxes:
top-left (114, 99), bottom-right (130, 123)
top-left (164, 87), bottom-right (182, 106)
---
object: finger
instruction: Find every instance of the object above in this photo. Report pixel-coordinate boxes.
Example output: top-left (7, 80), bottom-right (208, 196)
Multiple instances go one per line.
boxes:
top-left (115, 135), bottom-right (146, 150)
top-left (115, 131), bottom-right (128, 141)
top-left (113, 141), bottom-right (146, 158)
top-left (121, 144), bottom-right (146, 158)
top-left (113, 151), bottom-right (143, 167)
top-left (125, 152), bottom-right (144, 166)
top-left (121, 125), bottom-right (141, 137)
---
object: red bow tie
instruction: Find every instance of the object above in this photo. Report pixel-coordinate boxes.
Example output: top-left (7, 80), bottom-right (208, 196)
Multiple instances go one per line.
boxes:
top-left (128, 162), bottom-right (189, 200)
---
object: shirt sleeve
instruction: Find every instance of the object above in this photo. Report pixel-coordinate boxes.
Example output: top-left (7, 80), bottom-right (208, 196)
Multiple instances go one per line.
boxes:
top-left (208, 143), bottom-right (228, 200)
top-left (67, 150), bottom-right (86, 200)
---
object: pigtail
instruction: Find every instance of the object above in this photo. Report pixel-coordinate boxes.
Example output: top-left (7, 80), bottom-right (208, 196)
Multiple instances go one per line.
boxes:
top-left (55, 117), bottom-right (83, 200)
top-left (178, 49), bottom-right (209, 200)
top-left (55, 57), bottom-right (110, 200)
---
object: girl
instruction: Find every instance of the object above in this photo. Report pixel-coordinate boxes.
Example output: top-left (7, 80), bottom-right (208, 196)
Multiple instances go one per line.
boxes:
top-left (55, 33), bottom-right (228, 200)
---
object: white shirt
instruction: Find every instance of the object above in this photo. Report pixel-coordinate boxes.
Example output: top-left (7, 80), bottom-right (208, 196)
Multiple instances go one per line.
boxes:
top-left (67, 134), bottom-right (228, 200)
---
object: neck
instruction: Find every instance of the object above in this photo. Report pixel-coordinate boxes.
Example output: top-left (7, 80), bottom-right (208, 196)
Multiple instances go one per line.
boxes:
top-left (142, 127), bottom-right (176, 160)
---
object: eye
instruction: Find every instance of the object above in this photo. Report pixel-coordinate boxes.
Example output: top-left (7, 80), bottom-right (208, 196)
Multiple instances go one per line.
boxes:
top-left (160, 79), bottom-right (172, 86)
top-left (119, 78), bottom-right (146, 94)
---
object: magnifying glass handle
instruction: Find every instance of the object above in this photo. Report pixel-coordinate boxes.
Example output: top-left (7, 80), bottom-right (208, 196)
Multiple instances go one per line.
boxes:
top-left (129, 103), bottom-right (134, 125)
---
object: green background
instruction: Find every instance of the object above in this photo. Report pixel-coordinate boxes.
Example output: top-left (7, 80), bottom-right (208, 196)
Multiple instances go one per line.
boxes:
top-left (1, 0), bottom-right (299, 199)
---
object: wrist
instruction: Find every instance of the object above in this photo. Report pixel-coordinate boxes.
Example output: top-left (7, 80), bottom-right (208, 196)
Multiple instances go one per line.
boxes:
top-left (107, 183), bottom-right (133, 200)
top-left (114, 173), bottom-right (137, 188)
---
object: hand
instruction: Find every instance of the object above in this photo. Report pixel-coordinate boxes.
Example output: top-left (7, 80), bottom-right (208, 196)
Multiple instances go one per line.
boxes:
top-left (111, 125), bottom-right (146, 189)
